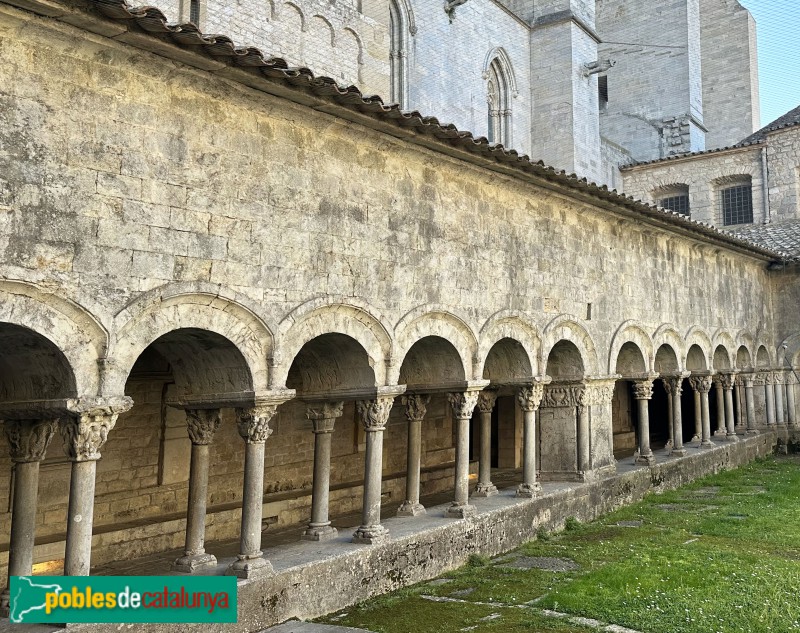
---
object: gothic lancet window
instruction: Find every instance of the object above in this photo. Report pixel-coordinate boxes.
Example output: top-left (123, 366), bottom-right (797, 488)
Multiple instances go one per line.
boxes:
top-left (389, 0), bottom-right (410, 109)
top-left (486, 57), bottom-right (512, 147)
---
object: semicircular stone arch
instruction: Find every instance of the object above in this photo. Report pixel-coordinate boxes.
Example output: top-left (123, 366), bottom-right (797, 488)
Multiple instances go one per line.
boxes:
top-left (398, 336), bottom-right (466, 389)
top-left (542, 315), bottom-right (598, 377)
top-left (391, 307), bottom-right (478, 385)
top-left (684, 326), bottom-right (713, 370)
top-left (608, 321), bottom-right (654, 375)
top-left (287, 332), bottom-right (377, 395)
top-left (477, 311), bottom-right (539, 378)
top-left (653, 323), bottom-right (686, 371)
top-left (712, 344), bottom-right (733, 371)
top-left (109, 294), bottom-right (272, 396)
top-left (755, 344), bottom-right (772, 369)
top-left (0, 281), bottom-right (105, 397)
top-left (276, 299), bottom-right (392, 389)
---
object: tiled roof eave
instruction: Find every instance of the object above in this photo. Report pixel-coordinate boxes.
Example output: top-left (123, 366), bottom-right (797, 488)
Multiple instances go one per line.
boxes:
top-left (6, 0), bottom-right (792, 265)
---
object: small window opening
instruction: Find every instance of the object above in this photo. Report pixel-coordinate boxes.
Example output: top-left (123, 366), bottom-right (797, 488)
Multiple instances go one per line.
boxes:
top-left (189, 0), bottom-right (200, 25)
top-left (721, 184), bottom-right (753, 225)
top-left (598, 75), bottom-right (608, 111)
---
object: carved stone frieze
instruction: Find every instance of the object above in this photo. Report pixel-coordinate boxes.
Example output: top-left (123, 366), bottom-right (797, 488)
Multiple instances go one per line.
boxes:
top-left (402, 394), bottom-right (430, 422)
top-left (581, 381), bottom-right (616, 406)
top-left (4, 419), bottom-right (58, 463)
top-left (476, 390), bottom-right (498, 414)
top-left (447, 391), bottom-right (479, 419)
top-left (236, 404), bottom-right (277, 443)
top-left (356, 396), bottom-right (395, 431)
top-left (540, 384), bottom-right (584, 409)
top-left (186, 409), bottom-right (221, 445)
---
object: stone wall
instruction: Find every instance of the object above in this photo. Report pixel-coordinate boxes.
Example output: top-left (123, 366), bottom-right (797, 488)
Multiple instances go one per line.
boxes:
top-left (766, 127), bottom-right (800, 223)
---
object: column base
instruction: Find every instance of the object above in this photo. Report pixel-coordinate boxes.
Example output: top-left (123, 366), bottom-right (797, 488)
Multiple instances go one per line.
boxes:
top-left (301, 524), bottom-right (338, 541)
top-left (352, 524), bottom-right (389, 545)
top-left (713, 429), bottom-right (727, 437)
top-left (444, 503), bottom-right (477, 519)
top-left (515, 482), bottom-right (541, 498)
top-left (671, 447), bottom-right (687, 457)
top-left (635, 453), bottom-right (656, 466)
top-left (225, 554), bottom-right (273, 580)
top-left (725, 433), bottom-right (739, 442)
top-left (173, 552), bottom-right (217, 573)
top-left (700, 440), bottom-right (715, 449)
top-left (472, 482), bottom-right (498, 497)
top-left (689, 434), bottom-right (701, 443)
top-left (396, 501), bottom-right (426, 517)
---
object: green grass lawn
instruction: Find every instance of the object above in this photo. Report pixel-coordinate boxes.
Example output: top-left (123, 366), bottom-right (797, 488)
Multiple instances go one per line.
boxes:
top-left (318, 455), bottom-right (800, 633)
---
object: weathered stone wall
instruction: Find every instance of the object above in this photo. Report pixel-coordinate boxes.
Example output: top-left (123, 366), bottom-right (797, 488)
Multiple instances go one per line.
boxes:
top-left (766, 127), bottom-right (800, 223)
top-left (0, 2), bottom-right (787, 575)
top-left (620, 147), bottom-right (764, 225)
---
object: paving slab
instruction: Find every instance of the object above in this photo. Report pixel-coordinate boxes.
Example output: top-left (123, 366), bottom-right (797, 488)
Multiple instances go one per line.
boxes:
top-left (263, 622), bottom-right (375, 633)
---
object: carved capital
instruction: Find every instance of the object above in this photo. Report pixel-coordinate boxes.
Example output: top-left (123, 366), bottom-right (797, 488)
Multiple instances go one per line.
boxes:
top-left (60, 413), bottom-right (117, 462)
top-left (719, 373), bottom-right (736, 390)
top-left (582, 380), bottom-right (616, 406)
top-left (689, 375), bottom-right (713, 393)
top-left (753, 372), bottom-right (767, 386)
top-left (764, 371), bottom-right (776, 386)
top-left (632, 380), bottom-right (653, 400)
top-left (186, 409), bottom-right (221, 445)
top-left (742, 374), bottom-right (755, 388)
top-left (236, 405), bottom-right (277, 444)
top-left (356, 396), bottom-right (395, 431)
top-left (476, 390), bottom-right (498, 414)
top-left (516, 384), bottom-right (544, 412)
top-left (306, 402), bottom-right (344, 422)
top-left (4, 419), bottom-right (58, 463)
top-left (447, 391), bottom-right (479, 420)
top-left (402, 394), bottom-right (430, 422)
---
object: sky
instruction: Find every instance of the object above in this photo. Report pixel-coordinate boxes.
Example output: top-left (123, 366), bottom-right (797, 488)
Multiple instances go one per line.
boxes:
top-left (737, 0), bottom-right (800, 127)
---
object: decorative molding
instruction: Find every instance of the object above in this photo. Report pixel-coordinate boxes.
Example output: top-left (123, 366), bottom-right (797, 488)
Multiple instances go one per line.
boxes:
top-left (236, 405), bottom-right (277, 444)
top-left (4, 419), bottom-right (58, 463)
top-left (356, 396), bottom-right (395, 431)
top-left (186, 409), bottom-right (221, 445)
top-left (581, 381), bottom-right (616, 406)
top-left (541, 384), bottom-right (584, 409)
top-left (447, 391), bottom-right (479, 419)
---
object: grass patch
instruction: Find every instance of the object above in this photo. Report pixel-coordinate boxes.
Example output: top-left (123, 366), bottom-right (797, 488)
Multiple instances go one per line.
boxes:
top-left (318, 456), bottom-right (800, 633)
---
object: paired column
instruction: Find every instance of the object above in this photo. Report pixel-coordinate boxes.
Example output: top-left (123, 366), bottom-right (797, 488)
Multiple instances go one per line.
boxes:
top-left (632, 379), bottom-right (655, 465)
top-left (788, 373), bottom-right (798, 429)
top-left (1, 419), bottom-right (58, 616)
top-left (763, 372), bottom-right (776, 427)
top-left (473, 391), bottom-right (498, 497)
top-left (661, 378), bottom-right (675, 449)
top-left (662, 376), bottom-right (686, 456)
top-left (743, 374), bottom-right (758, 434)
top-left (353, 394), bottom-right (397, 544)
top-left (713, 376), bottom-right (727, 437)
top-left (174, 409), bottom-right (220, 572)
top-left (689, 375), bottom-right (714, 448)
top-left (397, 395), bottom-right (429, 517)
top-left (302, 402), bottom-right (344, 540)
top-left (734, 376), bottom-right (745, 434)
top-left (62, 397), bottom-right (131, 576)
top-left (516, 382), bottom-right (545, 497)
top-left (445, 390), bottom-right (480, 518)
top-left (774, 372), bottom-right (787, 427)
top-left (690, 383), bottom-right (702, 443)
top-left (719, 373), bottom-right (738, 441)
top-left (226, 403), bottom-right (280, 579)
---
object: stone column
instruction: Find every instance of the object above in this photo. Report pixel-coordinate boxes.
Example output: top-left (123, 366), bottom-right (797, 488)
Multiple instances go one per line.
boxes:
top-left (787, 373), bottom-right (798, 429)
top-left (720, 373), bottom-right (738, 442)
top-left (661, 378), bottom-right (674, 449)
top-left (689, 375), bottom-right (714, 448)
top-left (734, 376), bottom-right (745, 433)
top-left (1, 419), bottom-right (58, 616)
top-left (691, 386), bottom-right (702, 443)
top-left (353, 394), bottom-right (397, 544)
top-left (743, 374), bottom-right (757, 434)
top-left (633, 379), bottom-right (655, 465)
top-left (227, 403), bottom-right (279, 578)
top-left (516, 383), bottom-right (545, 497)
top-left (302, 402), bottom-right (343, 541)
top-left (397, 395), bottom-right (429, 517)
top-left (61, 397), bottom-right (131, 576)
top-left (713, 376), bottom-right (726, 437)
top-left (473, 390), bottom-right (498, 497)
top-left (774, 372), bottom-right (786, 427)
top-left (663, 376), bottom-right (686, 456)
top-left (174, 409), bottom-right (220, 572)
top-left (576, 388), bottom-right (592, 476)
top-left (764, 372), bottom-right (776, 427)
top-left (445, 391), bottom-right (480, 518)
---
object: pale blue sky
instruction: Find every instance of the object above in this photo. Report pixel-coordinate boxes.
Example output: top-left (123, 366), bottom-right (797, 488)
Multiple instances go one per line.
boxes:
top-left (737, 0), bottom-right (800, 127)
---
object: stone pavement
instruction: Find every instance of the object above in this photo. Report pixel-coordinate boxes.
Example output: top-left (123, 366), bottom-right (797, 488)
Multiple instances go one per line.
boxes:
top-left (262, 622), bottom-right (375, 633)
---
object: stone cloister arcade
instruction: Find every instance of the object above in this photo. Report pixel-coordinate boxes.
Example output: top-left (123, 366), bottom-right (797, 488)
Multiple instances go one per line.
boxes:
top-left (2, 283), bottom-right (798, 613)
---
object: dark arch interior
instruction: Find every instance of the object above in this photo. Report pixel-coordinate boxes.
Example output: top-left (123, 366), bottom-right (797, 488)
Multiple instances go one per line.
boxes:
top-left (713, 345), bottom-right (731, 371)
top-left (615, 341), bottom-right (646, 376)
top-left (654, 344), bottom-right (679, 374)
top-left (483, 337), bottom-right (532, 384)
top-left (686, 345), bottom-right (707, 371)
top-left (546, 340), bottom-right (584, 380)
top-left (399, 336), bottom-right (465, 388)
top-left (0, 323), bottom-right (77, 401)
top-left (736, 346), bottom-right (752, 370)
top-left (287, 333), bottom-right (375, 394)
top-left (756, 346), bottom-right (770, 368)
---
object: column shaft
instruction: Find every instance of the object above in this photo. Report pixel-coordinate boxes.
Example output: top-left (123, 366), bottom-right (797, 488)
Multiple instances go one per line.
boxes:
top-left (692, 390), bottom-right (701, 443)
top-left (473, 391), bottom-right (497, 497)
top-left (765, 378), bottom-right (776, 426)
top-left (788, 379), bottom-right (798, 428)
top-left (445, 391), bottom-right (479, 519)
top-left (734, 382), bottom-right (744, 431)
top-left (745, 379), bottom-right (757, 434)
top-left (672, 387), bottom-right (686, 455)
top-left (8, 461), bottom-right (40, 577)
top-left (714, 382), bottom-right (726, 437)
top-left (577, 405), bottom-right (590, 474)
top-left (398, 394), bottom-right (428, 517)
top-left (775, 381), bottom-right (786, 427)
top-left (65, 460), bottom-right (97, 576)
top-left (633, 380), bottom-right (654, 465)
top-left (724, 387), bottom-right (737, 441)
top-left (700, 390), bottom-right (712, 447)
top-left (516, 383), bottom-right (545, 498)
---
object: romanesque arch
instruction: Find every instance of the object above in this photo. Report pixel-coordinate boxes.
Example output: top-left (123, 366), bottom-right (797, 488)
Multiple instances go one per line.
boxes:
top-left (608, 321), bottom-right (654, 375)
top-left (684, 326), bottom-right (713, 370)
top-left (477, 311), bottom-right (539, 379)
top-left (542, 315), bottom-right (598, 377)
top-left (392, 307), bottom-right (477, 385)
top-left (276, 298), bottom-right (392, 389)
top-left (653, 323), bottom-right (686, 370)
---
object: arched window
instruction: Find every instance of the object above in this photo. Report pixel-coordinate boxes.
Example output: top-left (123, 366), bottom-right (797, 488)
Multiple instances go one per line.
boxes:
top-left (715, 176), bottom-right (754, 226)
top-left (654, 184), bottom-right (690, 217)
top-left (389, 0), bottom-right (411, 109)
top-left (486, 55), bottom-right (513, 147)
